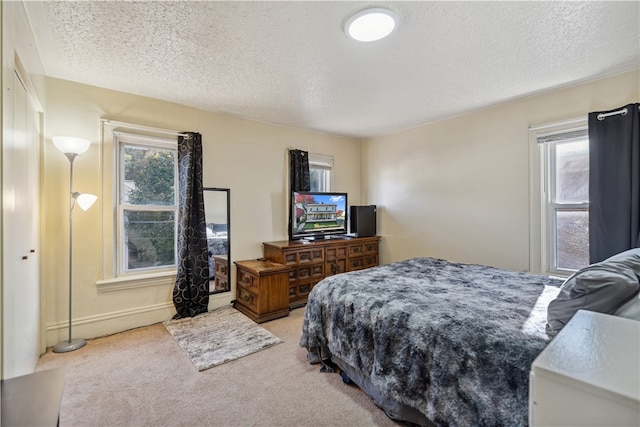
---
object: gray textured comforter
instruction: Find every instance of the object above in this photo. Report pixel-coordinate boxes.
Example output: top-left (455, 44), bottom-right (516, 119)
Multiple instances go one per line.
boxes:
top-left (300, 257), bottom-right (563, 426)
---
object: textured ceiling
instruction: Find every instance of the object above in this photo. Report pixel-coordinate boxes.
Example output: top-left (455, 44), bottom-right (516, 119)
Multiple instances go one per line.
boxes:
top-left (24, 1), bottom-right (640, 139)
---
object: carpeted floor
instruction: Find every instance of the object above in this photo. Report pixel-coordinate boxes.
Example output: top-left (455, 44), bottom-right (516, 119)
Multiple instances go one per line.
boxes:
top-left (36, 307), bottom-right (399, 426)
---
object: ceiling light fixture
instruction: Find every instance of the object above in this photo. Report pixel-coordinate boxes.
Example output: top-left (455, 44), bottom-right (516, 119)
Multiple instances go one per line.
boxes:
top-left (345, 8), bottom-right (397, 42)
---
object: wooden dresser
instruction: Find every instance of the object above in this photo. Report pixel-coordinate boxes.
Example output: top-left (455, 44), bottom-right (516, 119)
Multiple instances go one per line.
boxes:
top-left (263, 236), bottom-right (380, 309)
top-left (234, 259), bottom-right (291, 323)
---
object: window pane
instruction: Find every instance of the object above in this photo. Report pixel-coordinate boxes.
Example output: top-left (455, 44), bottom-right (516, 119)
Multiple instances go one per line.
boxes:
top-left (125, 210), bottom-right (175, 270)
top-left (556, 209), bottom-right (589, 270)
top-left (555, 140), bottom-right (588, 204)
top-left (123, 145), bottom-right (176, 205)
top-left (310, 167), bottom-right (330, 192)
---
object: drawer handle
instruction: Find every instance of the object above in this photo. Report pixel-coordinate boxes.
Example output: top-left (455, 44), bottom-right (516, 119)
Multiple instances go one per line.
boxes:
top-left (243, 276), bottom-right (250, 284)
top-left (242, 294), bottom-right (251, 302)
top-left (331, 261), bottom-right (340, 274)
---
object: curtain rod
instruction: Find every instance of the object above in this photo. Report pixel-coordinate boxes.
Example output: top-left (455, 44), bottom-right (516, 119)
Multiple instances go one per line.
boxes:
top-left (102, 119), bottom-right (189, 137)
top-left (597, 105), bottom-right (640, 121)
top-left (529, 117), bottom-right (585, 131)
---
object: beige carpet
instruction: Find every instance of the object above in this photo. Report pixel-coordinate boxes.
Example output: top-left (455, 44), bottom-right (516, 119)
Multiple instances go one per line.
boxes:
top-left (163, 306), bottom-right (283, 371)
top-left (36, 307), bottom-right (399, 427)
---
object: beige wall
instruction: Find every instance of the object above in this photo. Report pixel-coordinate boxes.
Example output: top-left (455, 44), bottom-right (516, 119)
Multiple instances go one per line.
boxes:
top-left (362, 70), bottom-right (640, 272)
top-left (43, 78), bottom-right (361, 345)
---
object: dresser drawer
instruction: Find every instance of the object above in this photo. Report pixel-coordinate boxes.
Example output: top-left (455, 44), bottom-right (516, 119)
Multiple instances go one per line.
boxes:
top-left (289, 280), bottom-right (321, 308)
top-left (349, 255), bottom-right (378, 271)
top-left (325, 246), bottom-right (347, 260)
top-left (283, 248), bottom-right (324, 265)
top-left (294, 263), bottom-right (324, 281)
top-left (236, 287), bottom-right (258, 312)
top-left (349, 242), bottom-right (378, 257)
top-left (237, 269), bottom-right (259, 292)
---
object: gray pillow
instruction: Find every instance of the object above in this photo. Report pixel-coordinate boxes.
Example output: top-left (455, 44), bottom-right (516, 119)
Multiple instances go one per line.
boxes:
top-left (546, 248), bottom-right (640, 336)
top-left (614, 292), bottom-right (640, 320)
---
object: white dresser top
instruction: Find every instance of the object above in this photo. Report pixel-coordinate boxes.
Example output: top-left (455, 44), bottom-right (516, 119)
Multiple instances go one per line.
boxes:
top-left (532, 310), bottom-right (640, 404)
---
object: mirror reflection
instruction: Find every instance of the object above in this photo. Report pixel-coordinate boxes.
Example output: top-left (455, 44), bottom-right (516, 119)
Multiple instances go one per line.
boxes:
top-left (203, 188), bottom-right (230, 294)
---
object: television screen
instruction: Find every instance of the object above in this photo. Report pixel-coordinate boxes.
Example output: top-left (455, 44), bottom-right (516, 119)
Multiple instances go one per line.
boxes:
top-left (291, 191), bottom-right (348, 239)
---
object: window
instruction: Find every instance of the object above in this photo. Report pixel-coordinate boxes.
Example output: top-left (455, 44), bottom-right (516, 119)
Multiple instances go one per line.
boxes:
top-left (538, 126), bottom-right (589, 274)
top-left (116, 132), bottom-right (178, 274)
top-left (309, 154), bottom-right (334, 192)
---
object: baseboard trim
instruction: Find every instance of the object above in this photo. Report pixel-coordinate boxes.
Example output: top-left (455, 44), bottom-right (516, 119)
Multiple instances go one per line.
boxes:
top-left (45, 302), bottom-right (174, 347)
top-left (45, 296), bottom-right (234, 347)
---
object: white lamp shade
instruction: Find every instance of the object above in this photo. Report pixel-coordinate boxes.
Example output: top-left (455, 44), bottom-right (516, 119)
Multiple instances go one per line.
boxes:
top-left (75, 193), bottom-right (98, 211)
top-left (52, 136), bottom-right (91, 155)
top-left (346, 8), bottom-right (397, 42)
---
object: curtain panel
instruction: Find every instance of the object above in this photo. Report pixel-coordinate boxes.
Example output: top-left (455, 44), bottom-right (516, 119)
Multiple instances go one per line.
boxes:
top-left (588, 103), bottom-right (640, 263)
top-left (288, 149), bottom-right (310, 240)
top-left (173, 132), bottom-right (210, 319)
top-left (289, 149), bottom-right (310, 192)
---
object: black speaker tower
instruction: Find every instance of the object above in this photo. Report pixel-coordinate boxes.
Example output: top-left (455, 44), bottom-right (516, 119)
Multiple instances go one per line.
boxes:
top-left (350, 205), bottom-right (377, 237)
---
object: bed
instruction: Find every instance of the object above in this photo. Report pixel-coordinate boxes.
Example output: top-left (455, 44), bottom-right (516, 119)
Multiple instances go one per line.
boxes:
top-left (300, 253), bottom-right (640, 426)
top-left (300, 257), bottom-right (564, 426)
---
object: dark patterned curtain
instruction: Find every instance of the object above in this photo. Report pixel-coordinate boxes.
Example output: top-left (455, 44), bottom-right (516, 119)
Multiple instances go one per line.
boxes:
top-left (289, 149), bottom-right (310, 192)
top-left (173, 132), bottom-right (210, 318)
top-left (588, 103), bottom-right (640, 263)
top-left (288, 149), bottom-right (310, 240)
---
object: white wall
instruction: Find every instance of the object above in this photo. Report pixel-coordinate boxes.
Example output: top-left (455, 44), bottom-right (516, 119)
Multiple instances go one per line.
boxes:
top-left (362, 70), bottom-right (640, 272)
top-left (42, 77), bottom-right (362, 345)
top-left (2, 0), bottom-right (47, 373)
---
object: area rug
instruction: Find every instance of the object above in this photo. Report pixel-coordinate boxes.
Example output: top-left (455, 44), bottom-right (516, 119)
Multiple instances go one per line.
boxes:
top-left (163, 306), bottom-right (283, 371)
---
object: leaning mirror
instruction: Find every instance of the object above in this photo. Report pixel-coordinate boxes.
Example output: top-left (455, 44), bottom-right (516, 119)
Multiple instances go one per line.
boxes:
top-left (203, 187), bottom-right (231, 294)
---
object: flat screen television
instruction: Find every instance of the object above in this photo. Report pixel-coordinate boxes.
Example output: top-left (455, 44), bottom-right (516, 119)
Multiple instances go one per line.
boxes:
top-left (290, 191), bottom-right (348, 240)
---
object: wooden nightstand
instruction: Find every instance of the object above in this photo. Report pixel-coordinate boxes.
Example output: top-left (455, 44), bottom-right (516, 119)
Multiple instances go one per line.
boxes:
top-left (234, 259), bottom-right (291, 323)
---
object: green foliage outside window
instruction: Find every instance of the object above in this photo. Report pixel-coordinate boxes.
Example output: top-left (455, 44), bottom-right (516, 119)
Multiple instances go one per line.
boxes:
top-left (123, 146), bottom-right (177, 270)
top-left (124, 147), bottom-right (175, 205)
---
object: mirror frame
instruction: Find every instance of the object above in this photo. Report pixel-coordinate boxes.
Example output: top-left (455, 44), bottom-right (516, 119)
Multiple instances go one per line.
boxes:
top-left (203, 187), bottom-right (231, 294)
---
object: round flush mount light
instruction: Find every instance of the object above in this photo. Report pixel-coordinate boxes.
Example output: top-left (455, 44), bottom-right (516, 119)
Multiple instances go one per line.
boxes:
top-left (345, 8), bottom-right (397, 42)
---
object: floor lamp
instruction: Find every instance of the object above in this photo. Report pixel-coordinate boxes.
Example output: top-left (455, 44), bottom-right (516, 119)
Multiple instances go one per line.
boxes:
top-left (52, 136), bottom-right (97, 353)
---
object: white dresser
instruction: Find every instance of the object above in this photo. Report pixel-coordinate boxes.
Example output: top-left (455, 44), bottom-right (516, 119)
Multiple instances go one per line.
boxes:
top-left (530, 310), bottom-right (640, 426)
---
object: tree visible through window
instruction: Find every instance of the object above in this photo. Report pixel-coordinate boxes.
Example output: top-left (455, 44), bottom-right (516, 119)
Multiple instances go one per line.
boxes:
top-left (543, 130), bottom-right (590, 273)
top-left (118, 136), bottom-right (177, 273)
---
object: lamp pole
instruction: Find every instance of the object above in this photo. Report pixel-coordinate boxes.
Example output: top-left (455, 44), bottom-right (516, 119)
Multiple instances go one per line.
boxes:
top-left (53, 152), bottom-right (86, 353)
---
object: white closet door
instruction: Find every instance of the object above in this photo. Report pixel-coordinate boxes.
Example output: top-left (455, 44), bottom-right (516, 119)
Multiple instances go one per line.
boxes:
top-left (2, 71), bottom-right (40, 378)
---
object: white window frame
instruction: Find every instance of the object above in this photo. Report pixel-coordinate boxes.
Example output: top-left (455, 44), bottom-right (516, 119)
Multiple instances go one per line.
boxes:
top-left (309, 153), bottom-right (334, 192)
top-left (115, 132), bottom-right (179, 275)
top-left (529, 119), bottom-right (589, 276)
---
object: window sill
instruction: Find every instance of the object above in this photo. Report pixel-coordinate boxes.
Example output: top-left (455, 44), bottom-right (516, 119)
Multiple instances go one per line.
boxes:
top-left (96, 270), bottom-right (176, 293)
